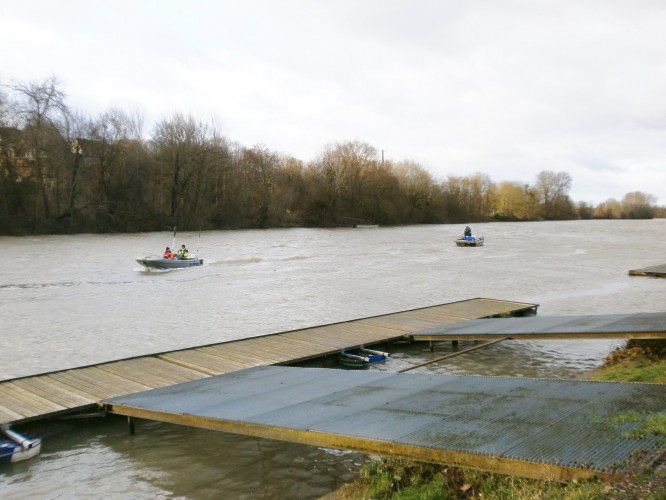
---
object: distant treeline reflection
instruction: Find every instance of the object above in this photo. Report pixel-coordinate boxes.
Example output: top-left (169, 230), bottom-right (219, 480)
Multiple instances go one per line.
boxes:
top-left (0, 76), bottom-right (661, 235)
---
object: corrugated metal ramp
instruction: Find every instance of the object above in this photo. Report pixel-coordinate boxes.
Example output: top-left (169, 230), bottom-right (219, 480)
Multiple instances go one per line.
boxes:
top-left (105, 366), bottom-right (665, 482)
top-left (411, 312), bottom-right (666, 341)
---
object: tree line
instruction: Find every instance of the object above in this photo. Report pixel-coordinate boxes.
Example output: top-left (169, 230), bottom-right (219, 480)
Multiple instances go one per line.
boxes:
top-left (0, 76), bottom-right (660, 235)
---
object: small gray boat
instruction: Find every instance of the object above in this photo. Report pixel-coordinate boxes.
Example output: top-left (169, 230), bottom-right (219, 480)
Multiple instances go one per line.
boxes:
top-left (454, 235), bottom-right (484, 247)
top-left (137, 256), bottom-right (203, 269)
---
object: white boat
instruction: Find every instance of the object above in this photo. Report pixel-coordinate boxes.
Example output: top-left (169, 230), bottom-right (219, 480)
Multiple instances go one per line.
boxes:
top-left (0, 428), bottom-right (42, 463)
top-left (137, 255), bottom-right (203, 269)
top-left (455, 235), bottom-right (484, 247)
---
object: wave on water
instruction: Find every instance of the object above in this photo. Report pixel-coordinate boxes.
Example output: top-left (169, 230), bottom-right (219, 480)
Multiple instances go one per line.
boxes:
top-left (0, 272), bottom-right (226, 290)
top-left (280, 255), bottom-right (311, 262)
top-left (208, 257), bottom-right (263, 266)
top-left (0, 280), bottom-right (133, 290)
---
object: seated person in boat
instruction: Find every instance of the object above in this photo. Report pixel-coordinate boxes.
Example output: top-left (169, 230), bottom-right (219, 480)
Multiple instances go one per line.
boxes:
top-left (176, 244), bottom-right (189, 260)
top-left (464, 226), bottom-right (472, 238)
top-left (162, 247), bottom-right (175, 260)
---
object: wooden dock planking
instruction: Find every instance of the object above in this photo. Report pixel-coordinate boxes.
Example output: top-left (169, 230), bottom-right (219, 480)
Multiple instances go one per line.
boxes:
top-left (195, 346), bottom-right (279, 368)
top-left (0, 402), bottom-right (25, 422)
top-left (198, 343), bottom-right (286, 365)
top-left (157, 353), bottom-right (233, 376)
top-left (211, 338), bottom-right (302, 363)
top-left (11, 377), bottom-right (95, 408)
top-left (323, 322), bottom-right (405, 343)
top-left (159, 350), bottom-right (252, 375)
top-left (96, 358), bottom-right (205, 388)
top-left (124, 357), bottom-right (209, 381)
top-left (42, 373), bottom-right (109, 401)
top-left (47, 370), bottom-right (141, 400)
top-left (0, 298), bottom-right (538, 426)
top-left (238, 336), bottom-right (326, 360)
top-left (279, 327), bottom-right (361, 349)
top-left (430, 299), bottom-right (536, 318)
top-left (0, 382), bottom-right (67, 414)
top-left (0, 388), bottom-right (48, 419)
top-left (78, 366), bottom-right (155, 394)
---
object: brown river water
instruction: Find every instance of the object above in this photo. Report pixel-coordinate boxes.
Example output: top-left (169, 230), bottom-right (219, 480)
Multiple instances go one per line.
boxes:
top-left (1, 220), bottom-right (665, 498)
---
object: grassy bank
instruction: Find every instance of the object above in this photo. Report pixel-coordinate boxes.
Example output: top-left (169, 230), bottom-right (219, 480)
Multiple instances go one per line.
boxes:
top-left (334, 340), bottom-right (666, 499)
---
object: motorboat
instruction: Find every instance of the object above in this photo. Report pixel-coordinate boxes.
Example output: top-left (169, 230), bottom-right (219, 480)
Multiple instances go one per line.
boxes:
top-left (0, 428), bottom-right (41, 463)
top-left (136, 255), bottom-right (203, 269)
top-left (455, 235), bottom-right (484, 247)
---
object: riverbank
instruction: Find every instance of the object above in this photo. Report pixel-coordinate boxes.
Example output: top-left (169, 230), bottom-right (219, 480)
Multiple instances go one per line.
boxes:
top-left (330, 340), bottom-right (666, 499)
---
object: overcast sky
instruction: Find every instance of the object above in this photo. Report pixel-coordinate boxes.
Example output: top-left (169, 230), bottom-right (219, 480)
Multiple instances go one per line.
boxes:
top-left (2, 1), bottom-right (665, 205)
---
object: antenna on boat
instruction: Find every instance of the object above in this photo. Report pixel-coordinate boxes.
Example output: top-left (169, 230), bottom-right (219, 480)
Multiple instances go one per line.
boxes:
top-left (172, 226), bottom-right (176, 250)
top-left (196, 227), bottom-right (201, 255)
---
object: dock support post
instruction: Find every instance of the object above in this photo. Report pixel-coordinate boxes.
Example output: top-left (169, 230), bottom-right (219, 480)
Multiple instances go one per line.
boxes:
top-left (128, 416), bottom-right (135, 435)
top-left (429, 341), bottom-right (434, 352)
top-left (452, 340), bottom-right (458, 349)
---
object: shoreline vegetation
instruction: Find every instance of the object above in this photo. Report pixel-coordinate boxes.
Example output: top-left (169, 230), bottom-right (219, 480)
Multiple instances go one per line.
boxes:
top-left (1, 76), bottom-right (664, 236)
top-left (331, 340), bottom-right (666, 499)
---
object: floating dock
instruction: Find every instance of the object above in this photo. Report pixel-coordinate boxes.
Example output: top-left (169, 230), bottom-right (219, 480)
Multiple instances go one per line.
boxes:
top-left (411, 312), bottom-right (666, 341)
top-left (3, 297), bottom-right (665, 482)
top-left (629, 264), bottom-right (666, 278)
top-left (105, 365), bottom-right (666, 482)
top-left (0, 298), bottom-right (536, 426)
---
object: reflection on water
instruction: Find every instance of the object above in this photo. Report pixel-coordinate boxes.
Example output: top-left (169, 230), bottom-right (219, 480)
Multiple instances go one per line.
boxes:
top-left (1, 220), bottom-right (665, 498)
top-left (3, 417), bottom-right (364, 500)
top-left (371, 338), bottom-right (625, 379)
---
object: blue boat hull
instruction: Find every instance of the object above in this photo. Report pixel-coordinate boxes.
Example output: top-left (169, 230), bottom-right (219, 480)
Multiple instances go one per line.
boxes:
top-left (0, 430), bottom-right (41, 463)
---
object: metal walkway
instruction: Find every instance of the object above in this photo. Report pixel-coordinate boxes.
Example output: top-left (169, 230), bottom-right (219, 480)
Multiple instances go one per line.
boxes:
top-left (411, 312), bottom-right (666, 341)
top-left (105, 365), bottom-right (666, 482)
top-left (0, 298), bottom-right (536, 426)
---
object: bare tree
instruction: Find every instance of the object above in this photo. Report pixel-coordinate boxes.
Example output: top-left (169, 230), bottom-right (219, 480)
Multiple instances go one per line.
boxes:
top-left (393, 160), bottom-right (436, 222)
top-left (8, 76), bottom-right (69, 221)
top-left (61, 110), bottom-right (90, 224)
top-left (621, 191), bottom-right (656, 219)
top-left (534, 170), bottom-right (573, 219)
top-left (313, 140), bottom-right (379, 224)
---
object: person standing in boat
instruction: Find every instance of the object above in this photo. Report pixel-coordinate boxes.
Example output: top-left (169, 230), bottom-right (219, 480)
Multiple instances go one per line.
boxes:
top-left (464, 226), bottom-right (472, 238)
top-left (176, 244), bottom-right (189, 260)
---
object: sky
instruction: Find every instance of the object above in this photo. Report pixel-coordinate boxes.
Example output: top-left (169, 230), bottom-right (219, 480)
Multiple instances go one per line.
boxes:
top-left (2, 1), bottom-right (665, 206)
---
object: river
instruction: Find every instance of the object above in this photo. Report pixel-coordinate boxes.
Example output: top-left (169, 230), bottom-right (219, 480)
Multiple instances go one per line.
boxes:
top-left (1, 220), bottom-right (665, 498)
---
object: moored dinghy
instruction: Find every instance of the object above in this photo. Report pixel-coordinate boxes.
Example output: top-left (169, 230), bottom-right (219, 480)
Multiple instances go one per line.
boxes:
top-left (0, 427), bottom-right (42, 463)
top-left (338, 347), bottom-right (389, 368)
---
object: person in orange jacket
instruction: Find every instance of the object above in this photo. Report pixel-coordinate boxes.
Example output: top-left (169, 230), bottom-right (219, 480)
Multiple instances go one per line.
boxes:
top-left (162, 247), bottom-right (175, 260)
